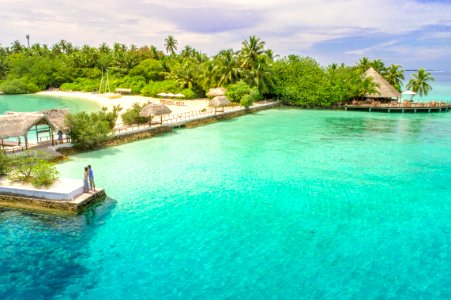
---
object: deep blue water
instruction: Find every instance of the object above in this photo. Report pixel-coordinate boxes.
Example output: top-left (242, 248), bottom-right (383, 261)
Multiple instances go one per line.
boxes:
top-left (1, 108), bottom-right (450, 299)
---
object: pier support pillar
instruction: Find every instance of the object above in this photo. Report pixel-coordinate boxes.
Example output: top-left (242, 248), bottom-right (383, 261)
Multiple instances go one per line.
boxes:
top-left (369, 108), bottom-right (372, 112)
top-left (388, 108), bottom-right (390, 113)
top-left (428, 109), bottom-right (431, 113)
top-left (402, 109), bottom-right (404, 113)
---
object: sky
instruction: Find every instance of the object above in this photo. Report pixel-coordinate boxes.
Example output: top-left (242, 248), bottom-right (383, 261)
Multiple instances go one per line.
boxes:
top-left (1, 0), bottom-right (451, 70)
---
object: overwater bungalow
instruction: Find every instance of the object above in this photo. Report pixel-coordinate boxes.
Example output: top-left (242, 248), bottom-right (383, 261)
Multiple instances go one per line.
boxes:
top-left (346, 68), bottom-right (450, 113)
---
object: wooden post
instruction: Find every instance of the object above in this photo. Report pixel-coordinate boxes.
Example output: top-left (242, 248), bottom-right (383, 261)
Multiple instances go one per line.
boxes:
top-left (24, 134), bottom-right (28, 149)
top-left (35, 125), bottom-right (39, 143)
top-left (50, 126), bottom-right (54, 146)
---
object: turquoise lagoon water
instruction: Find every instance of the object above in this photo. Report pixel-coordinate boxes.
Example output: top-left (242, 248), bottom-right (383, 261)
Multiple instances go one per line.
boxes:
top-left (1, 108), bottom-right (451, 299)
top-left (0, 94), bottom-right (100, 114)
top-left (0, 94), bottom-right (100, 143)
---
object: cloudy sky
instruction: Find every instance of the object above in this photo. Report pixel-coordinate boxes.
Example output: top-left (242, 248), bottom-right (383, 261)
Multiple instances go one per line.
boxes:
top-left (1, 0), bottom-right (451, 70)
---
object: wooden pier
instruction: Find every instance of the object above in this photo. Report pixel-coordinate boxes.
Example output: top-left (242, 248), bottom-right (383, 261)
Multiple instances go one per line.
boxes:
top-left (345, 101), bottom-right (450, 113)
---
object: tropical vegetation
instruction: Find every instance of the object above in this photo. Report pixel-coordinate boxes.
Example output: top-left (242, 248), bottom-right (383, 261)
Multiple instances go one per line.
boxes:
top-left (64, 106), bottom-right (120, 149)
top-left (0, 36), bottom-right (433, 106)
top-left (5, 151), bottom-right (59, 188)
top-left (407, 69), bottom-right (435, 98)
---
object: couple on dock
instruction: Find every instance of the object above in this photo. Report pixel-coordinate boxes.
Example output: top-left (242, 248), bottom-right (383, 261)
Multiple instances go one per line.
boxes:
top-left (83, 165), bottom-right (95, 193)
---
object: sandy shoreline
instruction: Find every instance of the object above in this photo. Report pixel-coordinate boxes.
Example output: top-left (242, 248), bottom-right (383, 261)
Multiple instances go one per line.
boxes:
top-left (36, 91), bottom-right (210, 115)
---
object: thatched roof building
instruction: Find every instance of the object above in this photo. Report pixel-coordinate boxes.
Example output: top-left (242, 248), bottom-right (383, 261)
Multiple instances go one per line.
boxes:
top-left (0, 109), bottom-right (69, 148)
top-left (139, 103), bottom-right (172, 117)
top-left (206, 87), bottom-right (227, 98)
top-left (42, 109), bottom-right (69, 131)
top-left (139, 103), bottom-right (172, 125)
top-left (364, 67), bottom-right (401, 99)
top-left (209, 96), bottom-right (231, 107)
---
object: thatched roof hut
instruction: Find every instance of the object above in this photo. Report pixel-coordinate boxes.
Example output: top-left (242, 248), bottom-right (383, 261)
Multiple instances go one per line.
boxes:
top-left (206, 87), bottom-right (227, 98)
top-left (364, 67), bottom-right (401, 99)
top-left (139, 103), bottom-right (172, 117)
top-left (139, 103), bottom-right (172, 125)
top-left (0, 109), bottom-right (69, 148)
top-left (42, 109), bottom-right (69, 130)
top-left (209, 96), bottom-right (231, 113)
top-left (0, 112), bottom-right (49, 139)
top-left (209, 96), bottom-right (231, 107)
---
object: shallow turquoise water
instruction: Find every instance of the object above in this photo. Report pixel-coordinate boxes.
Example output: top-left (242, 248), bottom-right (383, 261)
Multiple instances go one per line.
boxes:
top-left (0, 94), bottom-right (100, 143)
top-left (0, 94), bottom-right (100, 114)
top-left (1, 109), bottom-right (451, 299)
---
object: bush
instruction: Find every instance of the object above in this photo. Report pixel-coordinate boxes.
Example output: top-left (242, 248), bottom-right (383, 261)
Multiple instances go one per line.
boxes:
top-left (226, 81), bottom-right (252, 102)
top-left (7, 151), bottom-right (59, 188)
top-left (31, 160), bottom-right (60, 187)
top-left (60, 78), bottom-right (99, 92)
top-left (0, 151), bottom-right (9, 175)
top-left (140, 80), bottom-right (179, 97)
top-left (121, 103), bottom-right (150, 125)
top-left (112, 76), bottom-right (146, 94)
top-left (180, 88), bottom-right (198, 99)
top-left (240, 87), bottom-right (260, 108)
top-left (0, 79), bottom-right (39, 94)
top-left (65, 107), bottom-right (119, 149)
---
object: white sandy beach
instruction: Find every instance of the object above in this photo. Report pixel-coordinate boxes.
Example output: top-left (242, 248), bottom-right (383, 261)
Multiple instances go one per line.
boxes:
top-left (36, 91), bottom-right (210, 115)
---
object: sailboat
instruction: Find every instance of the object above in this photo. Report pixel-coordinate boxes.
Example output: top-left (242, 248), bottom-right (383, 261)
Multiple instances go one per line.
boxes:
top-left (99, 68), bottom-right (121, 99)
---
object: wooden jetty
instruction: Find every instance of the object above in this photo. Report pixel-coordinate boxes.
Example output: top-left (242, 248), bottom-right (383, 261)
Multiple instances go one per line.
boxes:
top-left (345, 100), bottom-right (450, 113)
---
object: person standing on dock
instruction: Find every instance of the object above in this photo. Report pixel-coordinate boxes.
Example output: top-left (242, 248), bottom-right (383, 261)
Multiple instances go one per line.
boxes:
top-left (83, 167), bottom-right (89, 193)
top-left (57, 130), bottom-right (63, 144)
top-left (88, 165), bottom-right (96, 191)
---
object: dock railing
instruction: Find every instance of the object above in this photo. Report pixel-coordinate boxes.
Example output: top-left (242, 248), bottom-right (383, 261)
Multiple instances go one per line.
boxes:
top-left (346, 100), bottom-right (450, 108)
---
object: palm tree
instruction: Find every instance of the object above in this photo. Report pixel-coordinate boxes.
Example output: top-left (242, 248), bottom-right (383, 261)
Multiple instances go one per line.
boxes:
top-left (244, 55), bottom-right (274, 95)
top-left (164, 35), bottom-right (178, 56)
top-left (358, 57), bottom-right (371, 71)
top-left (407, 69), bottom-right (434, 97)
top-left (357, 77), bottom-right (379, 100)
top-left (240, 35), bottom-right (265, 69)
top-left (370, 59), bottom-right (386, 74)
top-left (213, 49), bottom-right (240, 86)
top-left (383, 64), bottom-right (404, 92)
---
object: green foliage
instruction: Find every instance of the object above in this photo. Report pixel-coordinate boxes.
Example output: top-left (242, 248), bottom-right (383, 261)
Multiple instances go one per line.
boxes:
top-left (140, 80), bottom-right (179, 97)
top-left (60, 78), bottom-right (99, 92)
top-left (226, 81), bottom-right (252, 102)
top-left (121, 103), bottom-right (150, 125)
top-left (0, 151), bottom-right (10, 175)
top-left (272, 56), bottom-right (328, 106)
top-left (180, 88), bottom-right (198, 99)
top-left (407, 69), bottom-right (434, 98)
top-left (130, 59), bottom-right (165, 81)
top-left (7, 151), bottom-right (59, 187)
top-left (112, 75), bottom-right (146, 94)
top-left (30, 160), bottom-right (60, 187)
top-left (65, 107), bottom-right (119, 149)
top-left (0, 79), bottom-right (39, 94)
top-left (240, 88), bottom-right (260, 108)
top-left (0, 38), bottom-right (416, 106)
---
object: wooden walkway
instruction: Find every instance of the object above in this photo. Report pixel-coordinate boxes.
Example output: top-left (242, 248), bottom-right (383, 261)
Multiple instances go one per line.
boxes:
top-left (345, 101), bottom-right (450, 113)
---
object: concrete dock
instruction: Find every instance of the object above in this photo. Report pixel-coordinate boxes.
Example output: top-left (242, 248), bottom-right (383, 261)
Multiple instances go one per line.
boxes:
top-left (0, 178), bottom-right (106, 214)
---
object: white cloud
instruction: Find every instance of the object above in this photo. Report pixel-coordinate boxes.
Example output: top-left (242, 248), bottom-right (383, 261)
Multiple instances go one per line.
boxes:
top-left (0, 0), bottom-right (450, 67)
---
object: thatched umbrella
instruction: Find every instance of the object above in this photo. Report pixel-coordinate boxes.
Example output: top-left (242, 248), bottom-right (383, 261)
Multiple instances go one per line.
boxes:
top-left (139, 103), bottom-right (172, 124)
top-left (209, 96), bottom-right (231, 113)
top-left (206, 87), bottom-right (227, 98)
